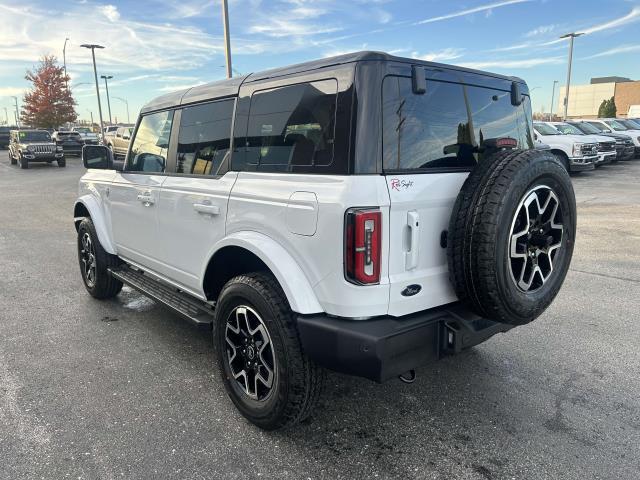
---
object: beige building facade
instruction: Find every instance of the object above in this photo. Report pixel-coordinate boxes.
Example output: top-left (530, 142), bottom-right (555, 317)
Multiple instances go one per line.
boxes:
top-left (557, 80), bottom-right (640, 118)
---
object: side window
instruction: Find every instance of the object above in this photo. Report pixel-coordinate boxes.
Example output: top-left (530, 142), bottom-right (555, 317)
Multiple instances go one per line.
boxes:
top-left (127, 110), bottom-right (174, 173)
top-left (237, 79), bottom-right (337, 172)
top-left (175, 99), bottom-right (234, 176)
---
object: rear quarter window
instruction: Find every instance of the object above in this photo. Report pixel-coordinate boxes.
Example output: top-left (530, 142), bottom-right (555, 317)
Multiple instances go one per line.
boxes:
top-left (235, 79), bottom-right (338, 173)
top-left (382, 76), bottom-right (534, 172)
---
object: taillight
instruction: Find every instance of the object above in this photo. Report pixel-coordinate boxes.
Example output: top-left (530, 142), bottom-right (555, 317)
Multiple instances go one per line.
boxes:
top-left (344, 208), bottom-right (381, 285)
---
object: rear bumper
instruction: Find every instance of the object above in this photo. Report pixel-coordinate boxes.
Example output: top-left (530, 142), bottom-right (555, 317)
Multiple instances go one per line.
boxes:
top-left (297, 303), bottom-right (513, 383)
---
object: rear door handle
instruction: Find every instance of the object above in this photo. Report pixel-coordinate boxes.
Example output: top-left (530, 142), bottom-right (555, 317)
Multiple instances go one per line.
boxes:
top-left (193, 201), bottom-right (220, 216)
top-left (405, 210), bottom-right (420, 270)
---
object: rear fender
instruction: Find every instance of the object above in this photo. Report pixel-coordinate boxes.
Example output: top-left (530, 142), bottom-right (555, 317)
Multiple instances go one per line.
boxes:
top-left (203, 231), bottom-right (323, 314)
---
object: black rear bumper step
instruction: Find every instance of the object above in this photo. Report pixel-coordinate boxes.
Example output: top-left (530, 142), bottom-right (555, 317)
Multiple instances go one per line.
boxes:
top-left (297, 304), bottom-right (514, 383)
top-left (109, 266), bottom-right (214, 328)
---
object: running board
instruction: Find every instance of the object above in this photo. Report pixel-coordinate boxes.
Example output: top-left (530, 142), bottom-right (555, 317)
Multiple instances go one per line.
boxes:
top-left (109, 266), bottom-right (215, 328)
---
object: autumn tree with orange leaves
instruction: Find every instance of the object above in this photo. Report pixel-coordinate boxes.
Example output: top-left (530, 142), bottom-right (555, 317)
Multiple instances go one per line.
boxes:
top-left (22, 55), bottom-right (77, 129)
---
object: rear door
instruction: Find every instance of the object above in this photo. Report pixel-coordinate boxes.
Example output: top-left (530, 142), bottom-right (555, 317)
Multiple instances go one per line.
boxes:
top-left (109, 109), bottom-right (174, 273)
top-left (154, 99), bottom-right (237, 295)
top-left (381, 71), bottom-right (534, 316)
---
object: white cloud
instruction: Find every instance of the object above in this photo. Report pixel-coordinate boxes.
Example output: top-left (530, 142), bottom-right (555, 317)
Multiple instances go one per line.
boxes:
top-left (525, 24), bottom-right (557, 37)
top-left (99, 5), bottom-right (120, 22)
top-left (582, 6), bottom-right (640, 34)
top-left (584, 44), bottom-right (640, 59)
top-left (415, 0), bottom-right (530, 25)
top-left (412, 48), bottom-right (465, 62)
top-left (458, 56), bottom-right (564, 70)
top-left (248, 18), bottom-right (341, 37)
top-left (0, 86), bottom-right (26, 96)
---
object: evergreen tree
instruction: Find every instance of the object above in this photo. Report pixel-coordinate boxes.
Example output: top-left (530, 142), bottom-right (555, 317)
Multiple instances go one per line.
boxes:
top-left (598, 96), bottom-right (617, 118)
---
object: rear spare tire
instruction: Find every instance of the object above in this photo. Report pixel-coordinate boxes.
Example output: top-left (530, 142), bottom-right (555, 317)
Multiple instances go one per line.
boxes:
top-left (448, 149), bottom-right (576, 325)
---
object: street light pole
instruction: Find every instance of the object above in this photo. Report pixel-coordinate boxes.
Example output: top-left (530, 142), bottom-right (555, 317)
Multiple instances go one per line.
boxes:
top-left (560, 32), bottom-right (583, 121)
top-left (81, 44), bottom-right (105, 140)
top-left (11, 96), bottom-right (20, 128)
top-left (221, 0), bottom-right (232, 79)
top-left (113, 96), bottom-right (130, 124)
top-left (549, 80), bottom-right (559, 121)
top-left (101, 75), bottom-right (113, 125)
top-left (3, 107), bottom-right (8, 125)
top-left (63, 38), bottom-right (70, 90)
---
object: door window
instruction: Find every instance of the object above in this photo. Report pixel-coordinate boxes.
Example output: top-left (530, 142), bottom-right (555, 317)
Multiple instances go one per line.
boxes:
top-left (236, 79), bottom-right (337, 172)
top-left (127, 110), bottom-right (174, 173)
top-left (175, 99), bottom-right (234, 175)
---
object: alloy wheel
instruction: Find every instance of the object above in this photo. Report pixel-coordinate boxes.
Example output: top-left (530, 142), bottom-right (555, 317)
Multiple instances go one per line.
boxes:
top-left (80, 232), bottom-right (97, 288)
top-left (508, 185), bottom-right (564, 292)
top-left (225, 305), bottom-right (276, 401)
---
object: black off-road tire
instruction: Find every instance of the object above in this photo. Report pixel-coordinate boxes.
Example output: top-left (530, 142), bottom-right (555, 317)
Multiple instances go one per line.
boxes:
top-left (213, 272), bottom-right (324, 430)
top-left (18, 154), bottom-right (28, 169)
top-left (448, 149), bottom-right (576, 325)
top-left (57, 158), bottom-right (66, 167)
top-left (10, 151), bottom-right (17, 165)
top-left (77, 218), bottom-right (123, 299)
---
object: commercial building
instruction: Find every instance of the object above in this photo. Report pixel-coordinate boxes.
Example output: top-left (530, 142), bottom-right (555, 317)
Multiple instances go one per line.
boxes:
top-left (558, 77), bottom-right (640, 118)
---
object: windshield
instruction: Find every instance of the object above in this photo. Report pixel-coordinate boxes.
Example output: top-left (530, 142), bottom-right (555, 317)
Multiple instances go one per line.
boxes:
top-left (571, 122), bottom-right (600, 135)
top-left (534, 123), bottom-right (560, 135)
top-left (620, 119), bottom-right (640, 130)
top-left (553, 123), bottom-right (583, 135)
top-left (75, 128), bottom-right (91, 133)
top-left (604, 120), bottom-right (628, 131)
top-left (19, 131), bottom-right (51, 142)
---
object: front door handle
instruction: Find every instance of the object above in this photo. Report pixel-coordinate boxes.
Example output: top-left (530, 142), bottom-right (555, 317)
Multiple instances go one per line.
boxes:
top-left (193, 201), bottom-right (220, 216)
top-left (137, 192), bottom-right (155, 206)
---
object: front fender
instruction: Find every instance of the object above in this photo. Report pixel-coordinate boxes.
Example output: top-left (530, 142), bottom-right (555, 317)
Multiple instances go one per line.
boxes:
top-left (74, 195), bottom-right (116, 255)
top-left (203, 231), bottom-right (323, 315)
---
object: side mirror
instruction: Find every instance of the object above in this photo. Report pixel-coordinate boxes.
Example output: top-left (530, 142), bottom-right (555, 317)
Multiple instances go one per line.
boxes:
top-left (511, 81), bottom-right (522, 106)
top-left (82, 144), bottom-right (118, 170)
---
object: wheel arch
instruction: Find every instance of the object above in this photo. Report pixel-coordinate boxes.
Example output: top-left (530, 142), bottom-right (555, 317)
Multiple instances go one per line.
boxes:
top-left (73, 196), bottom-right (116, 254)
top-left (202, 232), bottom-right (323, 315)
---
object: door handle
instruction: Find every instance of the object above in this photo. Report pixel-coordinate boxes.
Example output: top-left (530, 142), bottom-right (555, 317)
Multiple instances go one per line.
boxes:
top-left (137, 192), bottom-right (155, 206)
top-left (193, 202), bottom-right (220, 216)
top-left (405, 210), bottom-right (420, 270)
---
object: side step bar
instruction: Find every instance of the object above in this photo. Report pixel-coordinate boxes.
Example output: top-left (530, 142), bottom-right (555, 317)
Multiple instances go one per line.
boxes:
top-left (109, 266), bottom-right (215, 328)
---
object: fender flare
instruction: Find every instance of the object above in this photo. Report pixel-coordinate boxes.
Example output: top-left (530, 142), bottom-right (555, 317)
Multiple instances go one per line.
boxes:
top-left (74, 195), bottom-right (116, 255)
top-left (202, 231), bottom-right (323, 315)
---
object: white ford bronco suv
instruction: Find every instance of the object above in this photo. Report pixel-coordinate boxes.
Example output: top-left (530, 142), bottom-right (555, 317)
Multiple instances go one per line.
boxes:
top-left (74, 52), bottom-right (576, 430)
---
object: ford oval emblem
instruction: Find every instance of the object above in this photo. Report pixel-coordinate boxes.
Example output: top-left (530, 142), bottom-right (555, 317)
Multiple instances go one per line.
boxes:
top-left (401, 284), bottom-right (422, 297)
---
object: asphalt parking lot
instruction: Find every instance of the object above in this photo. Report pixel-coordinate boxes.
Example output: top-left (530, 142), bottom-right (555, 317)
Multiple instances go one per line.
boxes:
top-left (1, 151), bottom-right (639, 480)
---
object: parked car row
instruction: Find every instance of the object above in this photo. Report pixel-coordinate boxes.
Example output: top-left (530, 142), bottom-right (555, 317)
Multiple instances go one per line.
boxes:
top-left (533, 118), bottom-right (640, 172)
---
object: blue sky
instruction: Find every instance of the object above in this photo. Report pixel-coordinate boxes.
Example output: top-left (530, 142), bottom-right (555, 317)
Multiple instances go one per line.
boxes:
top-left (1, 0), bottom-right (639, 124)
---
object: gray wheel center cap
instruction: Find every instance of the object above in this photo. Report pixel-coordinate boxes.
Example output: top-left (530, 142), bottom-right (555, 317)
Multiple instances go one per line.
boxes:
top-left (246, 346), bottom-right (255, 360)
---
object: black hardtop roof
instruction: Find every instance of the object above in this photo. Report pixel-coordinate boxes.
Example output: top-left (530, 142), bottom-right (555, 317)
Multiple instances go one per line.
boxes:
top-left (11, 129), bottom-right (49, 133)
top-left (141, 51), bottom-right (527, 114)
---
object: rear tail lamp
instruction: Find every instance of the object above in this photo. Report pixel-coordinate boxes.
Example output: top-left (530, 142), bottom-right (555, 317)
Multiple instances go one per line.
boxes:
top-left (344, 208), bottom-right (381, 285)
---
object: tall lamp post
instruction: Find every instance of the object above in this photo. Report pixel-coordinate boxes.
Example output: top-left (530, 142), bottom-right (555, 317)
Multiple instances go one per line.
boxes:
top-left (11, 96), bottom-right (20, 128)
top-left (63, 38), bottom-right (70, 89)
top-left (549, 80), bottom-right (559, 121)
top-left (221, 0), bottom-right (232, 78)
top-left (113, 96), bottom-right (130, 124)
top-left (560, 32), bottom-right (584, 120)
top-left (101, 75), bottom-right (113, 125)
top-left (80, 44), bottom-right (105, 139)
top-left (3, 107), bottom-right (8, 125)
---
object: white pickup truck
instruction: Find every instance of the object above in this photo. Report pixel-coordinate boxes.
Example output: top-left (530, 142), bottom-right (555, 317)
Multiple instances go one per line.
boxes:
top-left (74, 52), bottom-right (576, 429)
top-left (549, 121), bottom-right (617, 165)
top-left (533, 121), bottom-right (597, 172)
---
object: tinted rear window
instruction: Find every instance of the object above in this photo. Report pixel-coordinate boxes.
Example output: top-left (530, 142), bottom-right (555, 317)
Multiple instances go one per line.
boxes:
top-left (382, 76), bottom-right (533, 171)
